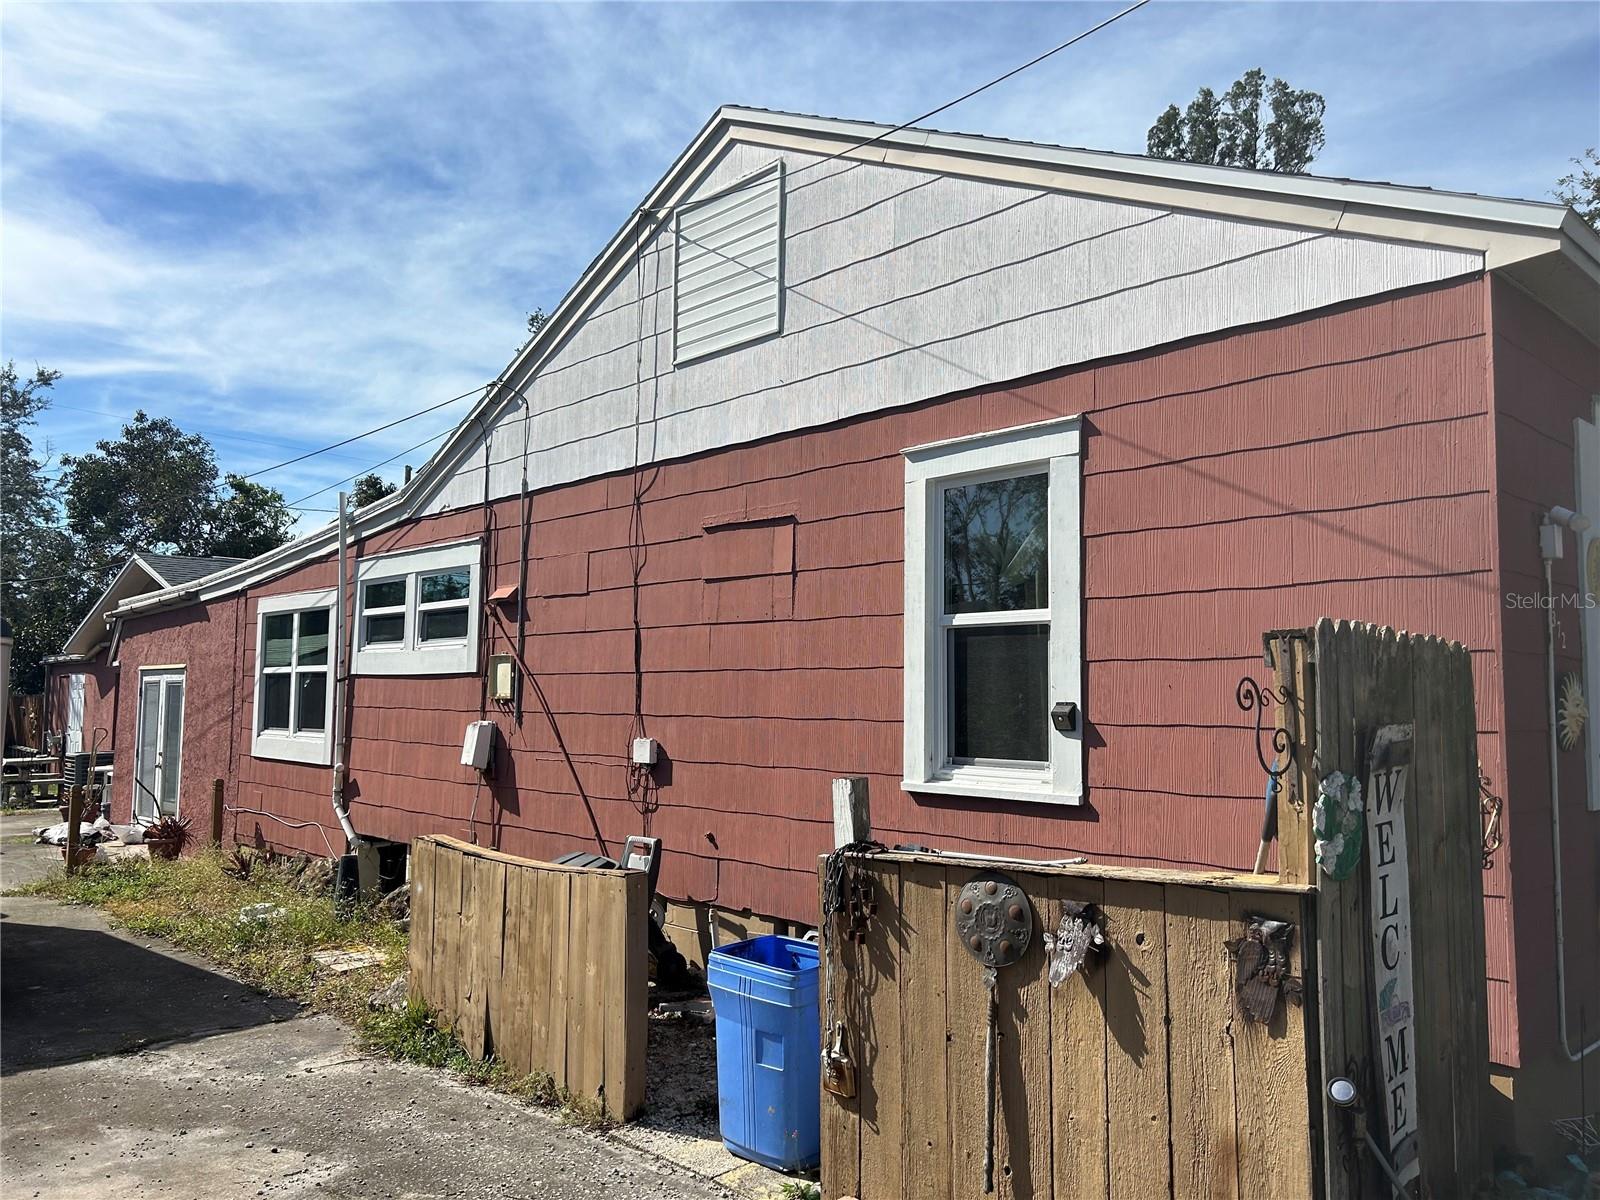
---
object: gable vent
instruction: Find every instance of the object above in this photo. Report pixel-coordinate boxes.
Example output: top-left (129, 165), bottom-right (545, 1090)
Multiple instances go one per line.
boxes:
top-left (673, 162), bottom-right (783, 364)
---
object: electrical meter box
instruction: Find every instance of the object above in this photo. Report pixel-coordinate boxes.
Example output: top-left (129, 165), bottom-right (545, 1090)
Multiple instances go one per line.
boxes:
top-left (488, 654), bottom-right (516, 702)
top-left (461, 720), bottom-right (496, 769)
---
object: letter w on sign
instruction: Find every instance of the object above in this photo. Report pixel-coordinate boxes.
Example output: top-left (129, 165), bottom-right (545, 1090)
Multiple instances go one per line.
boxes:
top-left (1364, 723), bottom-right (1420, 1186)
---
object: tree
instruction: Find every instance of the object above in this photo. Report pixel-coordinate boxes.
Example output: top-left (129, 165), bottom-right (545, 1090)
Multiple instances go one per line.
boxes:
top-left (1, 361), bottom-right (84, 695)
top-left (61, 411), bottom-right (294, 589)
top-left (1555, 149), bottom-right (1599, 230)
top-left (1147, 68), bottom-right (1326, 174)
top-left (349, 472), bottom-right (396, 509)
top-left (527, 308), bottom-right (548, 336)
top-left (211, 475), bottom-right (296, 558)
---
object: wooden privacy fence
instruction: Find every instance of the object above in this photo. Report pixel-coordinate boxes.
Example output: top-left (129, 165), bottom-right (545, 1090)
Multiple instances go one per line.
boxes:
top-left (820, 852), bottom-right (1317, 1200)
top-left (408, 835), bottom-right (647, 1121)
top-left (1299, 620), bottom-right (1489, 1199)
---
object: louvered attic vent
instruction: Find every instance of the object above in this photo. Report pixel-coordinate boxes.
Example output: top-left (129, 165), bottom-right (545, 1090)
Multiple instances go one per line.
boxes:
top-left (673, 162), bottom-right (783, 364)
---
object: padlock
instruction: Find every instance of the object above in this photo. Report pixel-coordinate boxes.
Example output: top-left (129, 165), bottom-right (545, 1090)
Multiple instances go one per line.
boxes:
top-left (822, 1021), bottom-right (857, 1098)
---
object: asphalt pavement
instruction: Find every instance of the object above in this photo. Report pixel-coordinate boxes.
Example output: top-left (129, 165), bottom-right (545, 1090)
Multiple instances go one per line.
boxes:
top-left (0, 811), bottom-right (732, 1199)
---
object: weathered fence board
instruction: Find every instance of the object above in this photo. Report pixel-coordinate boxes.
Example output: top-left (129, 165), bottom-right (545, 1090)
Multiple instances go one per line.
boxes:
top-left (1308, 620), bottom-right (1489, 1199)
top-left (821, 852), bottom-right (1316, 1200)
top-left (409, 835), bottom-right (647, 1120)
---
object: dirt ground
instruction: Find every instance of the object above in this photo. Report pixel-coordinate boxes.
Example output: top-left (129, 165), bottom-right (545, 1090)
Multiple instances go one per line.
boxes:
top-left (0, 811), bottom-right (734, 1200)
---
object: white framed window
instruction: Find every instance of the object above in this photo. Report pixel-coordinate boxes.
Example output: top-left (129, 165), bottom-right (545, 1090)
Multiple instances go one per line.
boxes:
top-left (252, 589), bottom-right (335, 766)
top-left (673, 161), bottom-right (783, 365)
top-left (353, 539), bottom-right (480, 676)
top-left (902, 416), bottom-right (1084, 806)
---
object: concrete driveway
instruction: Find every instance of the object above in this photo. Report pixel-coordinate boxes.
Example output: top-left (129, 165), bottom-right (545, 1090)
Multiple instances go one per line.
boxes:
top-left (0, 812), bottom-right (731, 1199)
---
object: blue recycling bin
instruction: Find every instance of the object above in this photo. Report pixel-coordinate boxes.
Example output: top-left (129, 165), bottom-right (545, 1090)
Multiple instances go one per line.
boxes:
top-left (706, 934), bottom-right (821, 1171)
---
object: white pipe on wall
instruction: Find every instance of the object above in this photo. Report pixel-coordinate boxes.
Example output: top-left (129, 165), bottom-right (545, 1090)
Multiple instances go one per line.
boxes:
top-left (1540, 517), bottom-right (1599, 1062)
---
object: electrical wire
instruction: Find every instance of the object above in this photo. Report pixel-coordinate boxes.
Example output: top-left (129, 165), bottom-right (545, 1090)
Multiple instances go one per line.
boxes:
top-left (283, 424), bottom-right (457, 509)
top-left (643, 0), bottom-right (1152, 218)
top-left (236, 385), bottom-right (485, 482)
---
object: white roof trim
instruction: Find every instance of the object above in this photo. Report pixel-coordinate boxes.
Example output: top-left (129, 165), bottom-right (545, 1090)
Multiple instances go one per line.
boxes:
top-left (111, 105), bottom-right (1600, 617)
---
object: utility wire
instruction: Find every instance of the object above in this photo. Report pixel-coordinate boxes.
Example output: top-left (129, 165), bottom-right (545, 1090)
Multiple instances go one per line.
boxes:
top-left (643, 0), bottom-right (1152, 216)
top-left (283, 424), bottom-right (456, 509)
top-left (236, 385), bottom-right (484, 482)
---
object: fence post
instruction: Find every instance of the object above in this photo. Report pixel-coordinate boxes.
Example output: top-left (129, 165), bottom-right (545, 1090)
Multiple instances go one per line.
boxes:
top-left (65, 786), bottom-right (82, 875)
top-left (210, 778), bottom-right (225, 847)
top-left (832, 777), bottom-right (870, 847)
top-left (1270, 631), bottom-right (1317, 884)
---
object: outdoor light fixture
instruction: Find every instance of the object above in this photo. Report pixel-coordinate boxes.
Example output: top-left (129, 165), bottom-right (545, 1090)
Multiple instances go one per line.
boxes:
top-left (1540, 507), bottom-right (1591, 561)
top-left (1327, 1077), bottom-right (1358, 1108)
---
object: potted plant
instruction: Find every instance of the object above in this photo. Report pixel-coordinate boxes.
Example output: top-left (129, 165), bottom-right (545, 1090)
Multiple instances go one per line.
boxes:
top-left (143, 814), bottom-right (193, 861)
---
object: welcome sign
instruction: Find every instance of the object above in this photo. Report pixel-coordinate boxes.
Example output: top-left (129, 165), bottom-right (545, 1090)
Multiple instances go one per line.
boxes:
top-left (1365, 723), bottom-right (1421, 1185)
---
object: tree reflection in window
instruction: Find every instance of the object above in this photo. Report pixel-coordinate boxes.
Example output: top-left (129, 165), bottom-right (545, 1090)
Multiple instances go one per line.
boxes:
top-left (943, 474), bottom-right (1048, 614)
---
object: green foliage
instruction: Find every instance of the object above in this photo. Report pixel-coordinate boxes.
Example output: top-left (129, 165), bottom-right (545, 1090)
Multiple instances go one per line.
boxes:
top-left (16, 850), bottom-right (405, 1022)
top-left (19, 853), bottom-right (611, 1129)
top-left (527, 307), bottom-right (548, 336)
top-left (349, 472), bottom-right (397, 509)
top-left (1147, 68), bottom-right (1326, 173)
top-left (779, 1183), bottom-right (822, 1200)
top-left (1555, 148), bottom-right (1599, 230)
top-left (1, 361), bottom-right (85, 696)
top-left (61, 411), bottom-right (294, 587)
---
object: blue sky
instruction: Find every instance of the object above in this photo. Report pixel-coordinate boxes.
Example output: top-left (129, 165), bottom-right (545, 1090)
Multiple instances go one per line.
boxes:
top-left (3, 1), bottom-right (1596, 531)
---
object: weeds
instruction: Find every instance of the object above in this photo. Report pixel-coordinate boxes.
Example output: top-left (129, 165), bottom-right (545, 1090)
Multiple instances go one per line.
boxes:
top-left (779, 1183), bottom-right (822, 1200)
top-left (15, 853), bottom-right (612, 1130)
top-left (14, 851), bottom-right (404, 1024)
top-left (360, 999), bottom-right (611, 1129)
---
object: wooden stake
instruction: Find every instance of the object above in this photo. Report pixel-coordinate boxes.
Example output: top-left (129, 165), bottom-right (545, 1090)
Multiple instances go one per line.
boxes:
top-left (65, 786), bottom-right (82, 875)
top-left (832, 777), bottom-right (870, 847)
top-left (210, 778), bottom-right (225, 847)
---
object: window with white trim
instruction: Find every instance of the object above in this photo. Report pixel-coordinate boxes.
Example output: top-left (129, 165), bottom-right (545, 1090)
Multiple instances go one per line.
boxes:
top-left (252, 589), bottom-right (335, 765)
top-left (902, 417), bottom-right (1084, 805)
top-left (353, 540), bottom-right (480, 676)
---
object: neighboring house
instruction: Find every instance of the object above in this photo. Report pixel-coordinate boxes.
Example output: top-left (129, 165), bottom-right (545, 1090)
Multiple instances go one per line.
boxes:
top-left (44, 553), bottom-right (243, 796)
top-left (101, 108), bottom-right (1597, 1145)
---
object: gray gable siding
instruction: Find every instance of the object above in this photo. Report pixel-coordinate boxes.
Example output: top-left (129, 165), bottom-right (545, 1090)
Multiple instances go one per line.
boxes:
top-left (415, 139), bottom-right (1482, 515)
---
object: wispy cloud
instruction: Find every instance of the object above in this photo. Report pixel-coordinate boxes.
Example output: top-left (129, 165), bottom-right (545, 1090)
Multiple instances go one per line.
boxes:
top-left (3, 1), bottom-right (1594, 529)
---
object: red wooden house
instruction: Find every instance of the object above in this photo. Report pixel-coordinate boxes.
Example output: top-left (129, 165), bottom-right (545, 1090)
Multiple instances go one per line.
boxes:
top-left (101, 109), bottom-right (1598, 1147)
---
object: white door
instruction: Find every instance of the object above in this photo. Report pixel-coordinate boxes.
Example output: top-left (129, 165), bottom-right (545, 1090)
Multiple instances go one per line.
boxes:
top-left (65, 673), bottom-right (86, 756)
top-left (134, 671), bottom-right (185, 822)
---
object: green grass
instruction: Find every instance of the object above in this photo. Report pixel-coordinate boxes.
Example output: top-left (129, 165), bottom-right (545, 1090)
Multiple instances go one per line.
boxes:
top-left (15, 850), bottom-right (404, 1023)
top-left (12, 852), bottom-right (611, 1129)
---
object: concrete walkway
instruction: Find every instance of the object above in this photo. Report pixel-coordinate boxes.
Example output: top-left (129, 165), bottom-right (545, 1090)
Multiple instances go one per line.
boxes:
top-left (0, 813), bottom-right (731, 1199)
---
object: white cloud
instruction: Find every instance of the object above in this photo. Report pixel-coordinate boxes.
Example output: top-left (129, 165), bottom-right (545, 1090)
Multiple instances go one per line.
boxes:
top-left (1, 1), bottom-right (1593, 532)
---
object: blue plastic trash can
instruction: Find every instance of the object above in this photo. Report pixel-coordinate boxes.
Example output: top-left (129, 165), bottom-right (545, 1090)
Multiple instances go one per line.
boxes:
top-left (706, 934), bottom-right (821, 1171)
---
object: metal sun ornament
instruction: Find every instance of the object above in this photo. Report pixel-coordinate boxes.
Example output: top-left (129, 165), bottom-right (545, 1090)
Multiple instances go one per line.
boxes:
top-left (1557, 673), bottom-right (1588, 751)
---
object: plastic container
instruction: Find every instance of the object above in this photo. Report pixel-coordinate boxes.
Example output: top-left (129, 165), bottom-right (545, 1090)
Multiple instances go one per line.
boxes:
top-left (706, 934), bottom-right (821, 1171)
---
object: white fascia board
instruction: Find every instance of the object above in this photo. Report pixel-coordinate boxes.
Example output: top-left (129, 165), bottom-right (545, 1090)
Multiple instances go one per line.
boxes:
top-left (64, 558), bottom-right (159, 655)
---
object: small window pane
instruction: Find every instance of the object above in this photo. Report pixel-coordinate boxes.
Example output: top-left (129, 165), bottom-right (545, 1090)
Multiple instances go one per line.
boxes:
top-left (365, 579), bottom-right (406, 609)
top-left (296, 671), bottom-right (327, 732)
top-left (365, 613), bottom-right (406, 645)
top-left (297, 609), bottom-right (329, 665)
top-left (261, 674), bottom-right (291, 731)
top-left (949, 624), bottom-right (1049, 764)
top-left (263, 614), bottom-right (295, 667)
top-left (943, 474), bottom-right (1048, 614)
top-left (420, 607), bottom-right (469, 642)
top-left (421, 569), bottom-right (470, 604)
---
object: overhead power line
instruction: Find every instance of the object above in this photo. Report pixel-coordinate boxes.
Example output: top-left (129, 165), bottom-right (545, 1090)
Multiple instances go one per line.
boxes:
top-left (645, 0), bottom-right (1153, 216)
top-left (236, 385), bottom-right (486, 482)
top-left (284, 424), bottom-right (456, 509)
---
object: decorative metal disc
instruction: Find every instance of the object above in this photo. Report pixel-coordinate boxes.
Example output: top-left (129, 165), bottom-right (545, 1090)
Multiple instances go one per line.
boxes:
top-left (953, 870), bottom-right (1033, 968)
